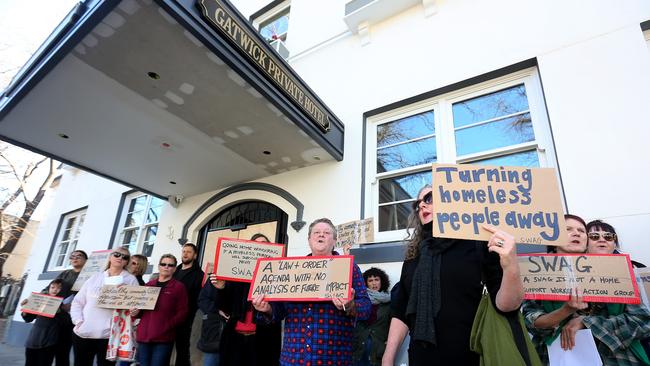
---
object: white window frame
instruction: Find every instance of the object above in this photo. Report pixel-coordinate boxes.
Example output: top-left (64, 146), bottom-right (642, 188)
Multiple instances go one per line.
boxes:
top-left (365, 67), bottom-right (558, 243)
top-left (252, 0), bottom-right (291, 42)
top-left (644, 29), bottom-right (650, 50)
top-left (113, 192), bottom-right (164, 257)
top-left (48, 209), bottom-right (86, 271)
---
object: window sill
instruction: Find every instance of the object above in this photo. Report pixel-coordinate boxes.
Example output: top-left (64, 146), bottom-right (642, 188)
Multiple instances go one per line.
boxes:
top-left (343, 0), bottom-right (424, 34)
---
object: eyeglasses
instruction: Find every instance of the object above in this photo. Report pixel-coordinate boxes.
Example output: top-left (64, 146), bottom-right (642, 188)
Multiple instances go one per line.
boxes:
top-left (111, 252), bottom-right (130, 261)
top-left (69, 255), bottom-right (84, 260)
top-left (412, 191), bottom-right (433, 211)
top-left (588, 232), bottom-right (616, 242)
top-left (159, 263), bottom-right (176, 268)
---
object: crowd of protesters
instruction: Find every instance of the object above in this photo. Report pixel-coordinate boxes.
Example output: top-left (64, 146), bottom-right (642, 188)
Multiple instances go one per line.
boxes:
top-left (18, 210), bottom-right (650, 366)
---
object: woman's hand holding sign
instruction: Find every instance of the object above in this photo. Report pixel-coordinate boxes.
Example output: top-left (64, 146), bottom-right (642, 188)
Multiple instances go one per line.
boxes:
top-left (252, 293), bottom-right (272, 315)
top-left (482, 224), bottom-right (524, 312)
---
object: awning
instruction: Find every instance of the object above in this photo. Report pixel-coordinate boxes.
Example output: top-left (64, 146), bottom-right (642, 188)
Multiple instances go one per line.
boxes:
top-left (0, 0), bottom-right (344, 199)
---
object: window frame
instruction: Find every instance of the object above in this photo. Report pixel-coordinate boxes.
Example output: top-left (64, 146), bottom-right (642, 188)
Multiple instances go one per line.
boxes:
top-left (252, 0), bottom-right (291, 43)
top-left (46, 207), bottom-right (87, 271)
top-left (112, 191), bottom-right (164, 258)
top-left (365, 67), bottom-right (557, 242)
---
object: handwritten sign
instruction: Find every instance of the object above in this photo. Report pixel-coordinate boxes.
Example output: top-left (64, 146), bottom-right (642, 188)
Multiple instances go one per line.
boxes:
top-left (96, 285), bottom-right (161, 310)
top-left (72, 250), bottom-right (112, 291)
top-left (431, 164), bottom-right (565, 245)
top-left (635, 267), bottom-right (650, 307)
top-left (21, 292), bottom-right (63, 318)
top-left (214, 238), bottom-right (285, 282)
top-left (247, 256), bottom-right (353, 302)
top-left (336, 218), bottom-right (374, 248)
top-left (518, 254), bottom-right (640, 304)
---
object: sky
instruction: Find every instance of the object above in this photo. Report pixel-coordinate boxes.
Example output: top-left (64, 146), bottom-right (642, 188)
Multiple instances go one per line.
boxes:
top-left (0, 0), bottom-right (78, 90)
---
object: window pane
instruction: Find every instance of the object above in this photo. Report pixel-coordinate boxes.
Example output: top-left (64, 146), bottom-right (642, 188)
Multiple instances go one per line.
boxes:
top-left (144, 225), bottom-right (157, 243)
top-left (469, 150), bottom-right (540, 167)
top-left (74, 215), bottom-right (85, 239)
top-left (142, 242), bottom-right (154, 257)
top-left (146, 200), bottom-right (164, 224)
top-left (377, 137), bottom-right (437, 172)
top-left (379, 171), bottom-right (432, 204)
top-left (453, 84), bottom-right (529, 128)
top-left (121, 229), bottom-right (139, 247)
top-left (125, 210), bottom-right (144, 227)
top-left (455, 113), bottom-right (533, 156)
top-left (260, 9), bottom-right (290, 41)
top-left (377, 111), bottom-right (435, 148)
top-left (378, 202), bottom-right (412, 232)
top-left (129, 196), bottom-right (148, 213)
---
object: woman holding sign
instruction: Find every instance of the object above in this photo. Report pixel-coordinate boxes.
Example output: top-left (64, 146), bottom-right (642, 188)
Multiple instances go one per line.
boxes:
top-left (132, 254), bottom-right (188, 366)
top-left (381, 185), bottom-right (526, 366)
top-left (560, 220), bottom-right (650, 365)
top-left (71, 247), bottom-right (138, 366)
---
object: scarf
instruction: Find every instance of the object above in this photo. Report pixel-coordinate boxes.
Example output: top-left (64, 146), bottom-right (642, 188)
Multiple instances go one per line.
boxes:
top-left (367, 289), bottom-right (391, 305)
top-left (406, 224), bottom-right (457, 345)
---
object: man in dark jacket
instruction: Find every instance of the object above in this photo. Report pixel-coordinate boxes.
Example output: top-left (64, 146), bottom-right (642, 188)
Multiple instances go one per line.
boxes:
top-left (173, 243), bottom-right (204, 366)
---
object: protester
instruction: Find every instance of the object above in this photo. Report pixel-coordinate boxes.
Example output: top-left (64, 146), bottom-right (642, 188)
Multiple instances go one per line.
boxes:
top-left (129, 254), bottom-right (149, 285)
top-left (70, 247), bottom-right (138, 366)
top-left (522, 214), bottom-right (590, 364)
top-left (21, 279), bottom-right (67, 366)
top-left (253, 218), bottom-right (372, 366)
top-left (133, 254), bottom-right (188, 366)
top-left (207, 233), bottom-right (282, 366)
top-left (556, 219), bottom-right (650, 365)
top-left (50, 249), bottom-right (88, 366)
top-left (353, 267), bottom-right (391, 366)
top-left (381, 185), bottom-right (525, 366)
top-left (173, 243), bottom-right (205, 366)
top-left (197, 276), bottom-right (226, 366)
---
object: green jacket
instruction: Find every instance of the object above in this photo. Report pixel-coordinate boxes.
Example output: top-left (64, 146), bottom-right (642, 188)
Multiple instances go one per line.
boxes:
top-left (353, 302), bottom-right (391, 365)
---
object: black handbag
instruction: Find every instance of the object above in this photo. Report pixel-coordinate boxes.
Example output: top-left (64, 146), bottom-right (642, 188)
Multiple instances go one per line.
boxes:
top-left (197, 312), bottom-right (226, 353)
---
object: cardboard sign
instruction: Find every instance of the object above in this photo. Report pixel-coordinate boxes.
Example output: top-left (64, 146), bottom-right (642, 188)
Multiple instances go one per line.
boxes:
top-left (431, 164), bottom-right (565, 245)
top-left (635, 267), bottom-right (650, 307)
top-left (518, 254), bottom-right (640, 304)
top-left (336, 218), bottom-right (374, 248)
top-left (72, 250), bottom-right (112, 291)
top-left (21, 292), bottom-right (63, 318)
top-left (96, 285), bottom-right (161, 310)
top-left (214, 238), bottom-right (285, 282)
top-left (247, 256), bottom-right (353, 302)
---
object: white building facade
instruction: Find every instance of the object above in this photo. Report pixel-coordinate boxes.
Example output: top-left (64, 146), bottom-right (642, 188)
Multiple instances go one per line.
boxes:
top-left (2, 0), bottom-right (650, 351)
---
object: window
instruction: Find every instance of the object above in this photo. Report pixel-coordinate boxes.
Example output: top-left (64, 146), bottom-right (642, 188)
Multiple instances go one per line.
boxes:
top-left (644, 29), bottom-right (650, 51)
top-left (49, 209), bottom-right (86, 270)
top-left (365, 68), bottom-right (555, 240)
top-left (114, 192), bottom-right (165, 257)
top-left (253, 1), bottom-right (291, 43)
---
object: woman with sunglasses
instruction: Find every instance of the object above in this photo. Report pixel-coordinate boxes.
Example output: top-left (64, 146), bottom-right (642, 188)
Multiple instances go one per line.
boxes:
top-left (382, 185), bottom-right (526, 366)
top-left (132, 254), bottom-right (188, 366)
top-left (556, 220), bottom-right (650, 366)
top-left (521, 214), bottom-right (590, 364)
top-left (71, 247), bottom-right (138, 366)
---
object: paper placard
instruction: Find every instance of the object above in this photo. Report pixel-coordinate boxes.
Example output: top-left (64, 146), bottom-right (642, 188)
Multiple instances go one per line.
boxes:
top-left (247, 256), bottom-right (353, 302)
top-left (96, 285), bottom-right (161, 310)
top-left (21, 292), bottom-right (63, 318)
top-left (336, 218), bottom-right (374, 248)
top-left (519, 254), bottom-right (640, 304)
top-left (431, 164), bottom-right (565, 245)
top-left (214, 238), bottom-right (285, 282)
top-left (635, 267), bottom-right (650, 307)
top-left (72, 250), bottom-right (112, 291)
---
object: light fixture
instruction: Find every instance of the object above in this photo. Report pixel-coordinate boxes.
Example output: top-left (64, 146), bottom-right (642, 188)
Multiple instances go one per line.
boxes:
top-left (147, 71), bottom-right (160, 80)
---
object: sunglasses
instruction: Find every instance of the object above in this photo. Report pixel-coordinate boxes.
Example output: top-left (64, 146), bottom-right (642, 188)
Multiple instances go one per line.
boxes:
top-left (412, 191), bottom-right (433, 211)
top-left (588, 232), bottom-right (616, 242)
top-left (111, 252), bottom-right (130, 261)
top-left (159, 262), bottom-right (176, 268)
top-left (69, 255), bottom-right (84, 260)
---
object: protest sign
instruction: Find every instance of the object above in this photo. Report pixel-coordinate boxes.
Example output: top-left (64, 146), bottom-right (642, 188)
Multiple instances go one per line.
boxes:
top-left (336, 218), bottom-right (374, 248)
top-left (431, 164), bottom-right (565, 245)
top-left (96, 285), bottom-right (161, 310)
top-left (247, 256), bottom-right (353, 302)
top-left (72, 250), bottom-right (112, 291)
top-left (635, 267), bottom-right (650, 307)
top-left (214, 238), bottom-right (285, 282)
top-left (518, 254), bottom-right (640, 304)
top-left (21, 292), bottom-right (63, 318)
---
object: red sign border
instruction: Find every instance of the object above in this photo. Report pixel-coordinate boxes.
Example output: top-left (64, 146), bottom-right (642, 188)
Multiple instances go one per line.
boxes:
top-left (246, 255), bottom-right (354, 302)
top-left (519, 253), bottom-right (640, 304)
top-left (213, 237), bottom-right (286, 283)
top-left (20, 292), bottom-right (64, 318)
